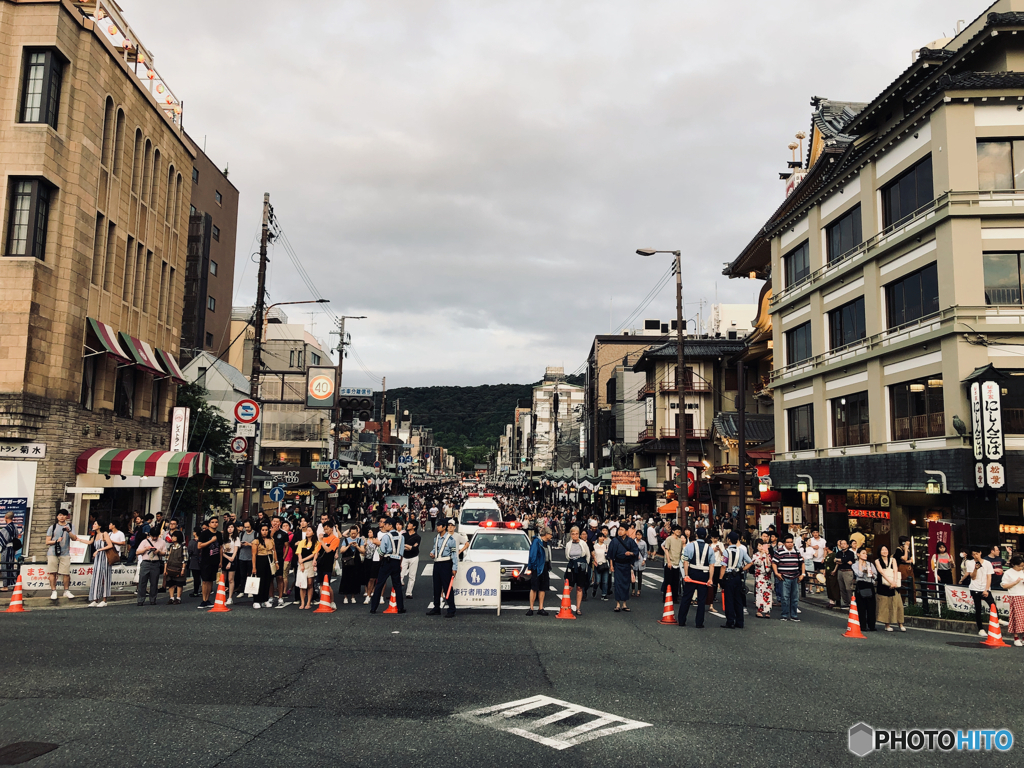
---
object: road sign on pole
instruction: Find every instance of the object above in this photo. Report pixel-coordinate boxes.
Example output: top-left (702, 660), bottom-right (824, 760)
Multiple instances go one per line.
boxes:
top-left (329, 459), bottom-right (342, 470)
top-left (229, 436), bottom-right (248, 454)
top-left (234, 399), bottom-right (261, 424)
top-left (269, 486), bottom-right (285, 503)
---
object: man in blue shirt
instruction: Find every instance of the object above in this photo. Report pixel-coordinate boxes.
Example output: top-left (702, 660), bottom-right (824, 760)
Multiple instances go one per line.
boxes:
top-left (678, 527), bottom-right (713, 628)
top-left (525, 526), bottom-right (553, 616)
top-left (721, 532), bottom-right (752, 629)
top-left (369, 518), bottom-right (406, 614)
top-left (427, 519), bottom-right (460, 617)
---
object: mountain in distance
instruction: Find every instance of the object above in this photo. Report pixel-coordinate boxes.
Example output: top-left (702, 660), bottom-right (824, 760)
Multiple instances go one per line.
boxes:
top-left (387, 374), bottom-right (584, 469)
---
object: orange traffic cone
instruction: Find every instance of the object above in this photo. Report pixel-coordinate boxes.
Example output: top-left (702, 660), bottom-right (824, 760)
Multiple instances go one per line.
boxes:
top-left (314, 576), bottom-right (335, 613)
top-left (4, 574), bottom-right (26, 613)
top-left (981, 602), bottom-right (1009, 648)
top-left (842, 595), bottom-right (866, 638)
top-left (208, 573), bottom-right (231, 613)
top-left (555, 578), bottom-right (576, 619)
top-left (658, 585), bottom-right (676, 625)
top-left (383, 588), bottom-right (399, 614)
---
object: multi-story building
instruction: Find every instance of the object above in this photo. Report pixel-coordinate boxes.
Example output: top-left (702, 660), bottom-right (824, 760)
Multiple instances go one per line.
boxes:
top-left (725, 0), bottom-right (1024, 555)
top-left (0, 0), bottom-right (208, 553)
top-left (531, 367), bottom-right (585, 471)
top-left (179, 140), bottom-right (238, 366)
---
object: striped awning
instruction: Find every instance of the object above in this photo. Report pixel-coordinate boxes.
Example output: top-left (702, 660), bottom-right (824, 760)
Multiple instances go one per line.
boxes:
top-left (86, 318), bottom-right (131, 363)
top-left (118, 332), bottom-right (164, 376)
top-left (76, 448), bottom-right (213, 478)
top-left (155, 348), bottom-right (185, 384)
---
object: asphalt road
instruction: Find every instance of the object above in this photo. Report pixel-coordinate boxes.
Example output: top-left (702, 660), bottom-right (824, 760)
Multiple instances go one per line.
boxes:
top-left (1, 532), bottom-right (1022, 768)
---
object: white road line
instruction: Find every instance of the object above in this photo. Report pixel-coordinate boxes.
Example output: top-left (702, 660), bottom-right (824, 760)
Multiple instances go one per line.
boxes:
top-left (421, 563), bottom-right (434, 577)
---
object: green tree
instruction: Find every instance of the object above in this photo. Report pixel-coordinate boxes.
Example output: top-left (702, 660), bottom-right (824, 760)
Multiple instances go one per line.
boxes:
top-left (169, 381), bottom-right (233, 522)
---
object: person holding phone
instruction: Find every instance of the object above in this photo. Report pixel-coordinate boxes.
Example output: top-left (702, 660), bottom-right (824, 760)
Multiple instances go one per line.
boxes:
top-left (46, 510), bottom-right (90, 601)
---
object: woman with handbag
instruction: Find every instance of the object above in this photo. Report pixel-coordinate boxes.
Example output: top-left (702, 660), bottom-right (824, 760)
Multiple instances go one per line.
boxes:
top-left (852, 548), bottom-right (878, 631)
top-left (221, 522), bottom-right (240, 605)
top-left (875, 545), bottom-right (905, 632)
top-left (339, 525), bottom-right (365, 604)
top-left (565, 526), bottom-right (590, 615)
top-left (295, 528), bottom-right (318, 609)
top-left (88, 520), bottom-right (114, 607)
top-left (250, 523), bottom-right (277, 609)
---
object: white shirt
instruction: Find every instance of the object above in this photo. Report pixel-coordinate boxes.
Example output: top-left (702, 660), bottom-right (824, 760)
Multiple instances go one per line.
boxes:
top-left (806, 536), bottom-right (826, 563)
top-left (965, 559), bottom-right (994, 591)
top-left (1000, 568), bottom-right (1024, 596)
top-left (592, 541), bottom-right (608, 565)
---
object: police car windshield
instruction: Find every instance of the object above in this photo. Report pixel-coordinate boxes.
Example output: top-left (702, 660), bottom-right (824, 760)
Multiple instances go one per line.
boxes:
top-left (469, 533), bottom-right (529, 551)
top-left (460, 508), bottom-right (501, 524)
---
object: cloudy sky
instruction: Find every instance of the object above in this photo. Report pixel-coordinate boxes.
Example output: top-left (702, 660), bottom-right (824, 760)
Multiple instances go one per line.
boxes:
top-left (122, 0), bottom-right (990, 387)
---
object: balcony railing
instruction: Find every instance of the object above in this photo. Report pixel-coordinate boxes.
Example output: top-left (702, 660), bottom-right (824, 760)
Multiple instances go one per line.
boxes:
top-left (892, 413), bottom-right (945, 442)
top-left (660, 379), bottom-right (712, 393)
top-left (660, 428), bottom-right (710, 439)
top-left (638, 427), bottom-right (655, 441)
top-left (636, 383), bottom-right (655, 401)
top-left (833, 423), bottom-right (871, 447)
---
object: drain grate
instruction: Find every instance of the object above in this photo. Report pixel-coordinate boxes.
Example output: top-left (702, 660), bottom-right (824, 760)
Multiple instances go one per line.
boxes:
top-left (0, 742), bottom-right (60, 765)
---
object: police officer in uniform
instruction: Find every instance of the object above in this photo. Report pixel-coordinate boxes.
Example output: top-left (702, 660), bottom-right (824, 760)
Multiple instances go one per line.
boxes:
top-left (427, 519), bottom-right (459, 617)
top-left (721, 531), bottom-right (752, 629)
top-left (369, 518), bottom-right (406, 614)
top-left (678, 527), bottom-right (713, 628)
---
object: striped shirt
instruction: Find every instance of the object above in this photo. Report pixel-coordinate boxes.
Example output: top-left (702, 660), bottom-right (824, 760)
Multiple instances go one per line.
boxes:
top-left (772, 547), bottom-right (803, 579)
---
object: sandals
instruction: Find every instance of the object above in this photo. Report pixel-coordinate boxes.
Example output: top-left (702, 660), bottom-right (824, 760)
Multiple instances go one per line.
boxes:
top-left (623, 607), bottom-right (631, 612)
top-left (614, 607), bottom-right (621, 612)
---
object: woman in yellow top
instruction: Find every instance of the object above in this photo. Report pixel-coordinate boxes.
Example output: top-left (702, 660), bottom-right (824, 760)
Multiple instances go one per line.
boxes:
top-left (250, 523), bottom-right (278, 609)
top-left (295, 530), bottom-right (318, 609)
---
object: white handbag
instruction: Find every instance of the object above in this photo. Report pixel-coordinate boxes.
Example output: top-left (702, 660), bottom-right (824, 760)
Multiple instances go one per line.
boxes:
top-left (295, 568), bottom-right (308, 589)
top-left (244, 575), bottom-right (260, 595)
top-left (132, 561), bottom-right (141, 584)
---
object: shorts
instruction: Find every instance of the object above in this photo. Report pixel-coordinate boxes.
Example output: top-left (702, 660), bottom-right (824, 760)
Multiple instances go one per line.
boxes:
top-left (200, 561), bottom-right (219, 583)
top-left (566, 563), bottom-right (588, 588)
top-left (530, 570), bottom-right (550, 593)
top-left (168, 575), bottom-right (187, 588)
top-left (278, 561), bottom-right (290, 580)
top-left (47, 554), bottom-right (71, 576)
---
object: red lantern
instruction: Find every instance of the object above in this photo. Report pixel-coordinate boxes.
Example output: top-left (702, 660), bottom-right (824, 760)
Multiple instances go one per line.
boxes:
top-left (165, 95), bottom-right (173, 105)
top-left (146, 69), bottom-right (155, 80)
top-left (155, 84), bottom-right (164, 94)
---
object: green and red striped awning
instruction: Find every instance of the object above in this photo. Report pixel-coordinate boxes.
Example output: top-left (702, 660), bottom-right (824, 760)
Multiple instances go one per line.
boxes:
top-left (76, 448), bottom-right (213, 478)
top-left (86, 318), bottom-right (131, 363)
top-left (155, 348), bottom-right (186, 384)
top-left (118, 332), bottom-right (164, 376)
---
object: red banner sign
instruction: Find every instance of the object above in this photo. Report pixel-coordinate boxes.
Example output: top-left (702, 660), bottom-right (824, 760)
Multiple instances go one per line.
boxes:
top-left (848, 509), bottom-right (890, 519)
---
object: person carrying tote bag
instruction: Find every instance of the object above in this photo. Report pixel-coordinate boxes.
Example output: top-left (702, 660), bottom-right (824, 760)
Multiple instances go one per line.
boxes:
top-left (851, 548), bottom-right (877, 631)
top-left (874, 545), bottom-right (905, 632)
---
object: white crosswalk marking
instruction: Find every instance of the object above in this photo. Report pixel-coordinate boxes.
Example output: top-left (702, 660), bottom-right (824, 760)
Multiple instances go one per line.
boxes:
top-left (421, 563), bottom-right (433, 577)
top-left (458, 695), bottom-right (651, 750)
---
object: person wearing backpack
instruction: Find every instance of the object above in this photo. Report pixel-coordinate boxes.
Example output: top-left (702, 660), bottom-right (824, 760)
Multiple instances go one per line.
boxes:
top-left (1, 511), bottom-right (22, 590)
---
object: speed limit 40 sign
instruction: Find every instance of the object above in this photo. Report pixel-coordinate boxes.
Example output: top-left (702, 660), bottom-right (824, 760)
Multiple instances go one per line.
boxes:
top-left (305, 366), bottom-right (336, 409)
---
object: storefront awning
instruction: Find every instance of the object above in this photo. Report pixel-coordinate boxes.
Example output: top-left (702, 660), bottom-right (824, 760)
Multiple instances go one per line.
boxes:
top-left (311, 482), bottom-right (332, 491)
top-left (76, 448), bottom-right (213, 478)
top-left (118, 332), bottom-right (164, 376)
top-left (86, 317), bottom-right (131, 363)
top-left (155, 348), bottom-right (186, 384)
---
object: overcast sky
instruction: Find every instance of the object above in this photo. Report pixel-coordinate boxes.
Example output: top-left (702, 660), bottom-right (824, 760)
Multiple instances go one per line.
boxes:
top-left (122, 0), bottom-right (991, 387)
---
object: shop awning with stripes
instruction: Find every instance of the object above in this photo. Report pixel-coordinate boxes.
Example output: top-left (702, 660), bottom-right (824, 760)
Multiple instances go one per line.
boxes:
top-left (76, 448), bottom-right (213, 478)
top-left (118, 333), bottom-right (164, 376)
top-left (155, 348), bottom-right (186, 384)
top-left (86, 318), bottom-right (131, 363)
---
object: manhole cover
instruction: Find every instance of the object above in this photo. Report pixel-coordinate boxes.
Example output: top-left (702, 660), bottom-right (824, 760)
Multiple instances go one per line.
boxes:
top-left (0, 742), bottom-right (59, 765)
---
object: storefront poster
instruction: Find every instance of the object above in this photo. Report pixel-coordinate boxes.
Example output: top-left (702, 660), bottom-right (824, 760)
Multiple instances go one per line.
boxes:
top-left (944, 585), bottom-right (1010, 619)
top-left (0, 498), bottom-right (28, 535)
top-left (782, 507), bottom-right (793, 524)
top-left (20, 563), bottom-right (136, 592)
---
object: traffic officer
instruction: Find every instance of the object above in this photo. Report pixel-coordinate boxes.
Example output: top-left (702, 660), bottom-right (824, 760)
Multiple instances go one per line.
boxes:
top-left (369, 518), bottom-right (406, 614)
top-left (427, 519), bottom-right (459, 617)
top-left (678, 527), bottom-right (712, 628)
top-left (720, 532), bottom-right (752, 629)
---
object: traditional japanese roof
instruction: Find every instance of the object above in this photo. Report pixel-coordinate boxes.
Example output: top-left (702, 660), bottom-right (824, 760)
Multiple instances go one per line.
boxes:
top-left (712, 413), bottom-right (775, 444)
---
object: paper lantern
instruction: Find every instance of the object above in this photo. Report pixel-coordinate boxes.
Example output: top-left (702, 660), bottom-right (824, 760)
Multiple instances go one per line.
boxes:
top-left (146, 69), bottom-right (155, 80)
top-left (137, 53), bottom-right (146, 64)
top-left (173, 106), bottom-right (182, 115)
top-left (155, 84), bottom-right (164, 94)
top-left (165, 95), bottom-right (172, 105)
top-left (107, 23), bottom-right (116, 35)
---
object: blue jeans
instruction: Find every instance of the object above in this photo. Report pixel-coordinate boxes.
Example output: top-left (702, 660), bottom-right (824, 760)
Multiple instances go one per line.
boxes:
top-left (780, 577), bottom-right (800, 619)
top-left (592, 567), bottom-right (609, 596)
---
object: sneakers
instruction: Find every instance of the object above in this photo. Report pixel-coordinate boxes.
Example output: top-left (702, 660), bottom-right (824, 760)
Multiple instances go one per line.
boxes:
top-left (253, 602), bottom-right (262, 609)
top-left (63, 590), bottom-right (75, 599)
top-left (525, 609), bottom-right (534, 616)
top-left (197, 601), bottom-right (210, 609)
top-left (97, 601), bottom-right (107, 607)
top-left (88, 601), bottom-right (98, 607)
top-left (537, 609), bottom-right (549, 616)
top-left (50, 590), bottom-right (58, 600)
top-left (979, 629), bottom-right (988, 637)
top-left (790, 618), bottom-right (801, 622)
top-left (274, 600), bottom-right (286, 609)
top-left (1014, 639), bottom-right (1023, 647)
top-left (226, 598), bottom-right (233, 606)
top-left (364, 595), bottom-right (371, 604)
top-left (780, 617), bottom-right (789, 621)
top-left (796, 608), bottom-right (802, 614)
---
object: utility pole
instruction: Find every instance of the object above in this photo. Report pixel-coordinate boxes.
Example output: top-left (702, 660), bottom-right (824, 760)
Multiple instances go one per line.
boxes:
top-left (241, 192), bottom-right (271, 520)
top-left (737, 360), bottom-right (747, 535)
top-left (673, 251), bottom-right (688, 528)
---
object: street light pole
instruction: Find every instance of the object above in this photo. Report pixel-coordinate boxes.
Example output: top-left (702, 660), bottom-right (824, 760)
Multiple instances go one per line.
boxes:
top-left (638, 248), bottom-right (688, 527)
top-left (330, 315), bottom-right (366, 512)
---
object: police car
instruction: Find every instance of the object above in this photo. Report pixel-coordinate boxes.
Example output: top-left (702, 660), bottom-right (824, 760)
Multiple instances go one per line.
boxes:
top-left (457, 493), bottom-right (502, 541)
top-left (461, 521), bottom-right (531, 593)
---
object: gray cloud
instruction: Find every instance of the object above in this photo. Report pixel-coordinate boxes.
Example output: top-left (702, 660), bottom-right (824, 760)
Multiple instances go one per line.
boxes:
top-left (120, 0), bottom-right (990, 386)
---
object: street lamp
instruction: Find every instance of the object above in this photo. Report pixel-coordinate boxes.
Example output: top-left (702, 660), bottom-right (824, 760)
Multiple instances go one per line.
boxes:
top-left (924, 470), bottom-right (947, 494)
top-left (637, 247), bottom-right (687, 526)
top-left (796, 474), bottom-right (814, 493)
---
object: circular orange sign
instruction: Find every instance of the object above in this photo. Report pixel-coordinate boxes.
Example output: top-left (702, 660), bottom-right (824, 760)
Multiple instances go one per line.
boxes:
top-left (308, 374), bottom-right (334, 401)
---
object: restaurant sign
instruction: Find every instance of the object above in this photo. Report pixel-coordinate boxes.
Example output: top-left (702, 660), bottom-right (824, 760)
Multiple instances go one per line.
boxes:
top-left (971, 381), bottom-right (1005, 490)
top-left (848, 509), bottom-right (891, 520)
top-left (846, 490), bottom-right (890, 510)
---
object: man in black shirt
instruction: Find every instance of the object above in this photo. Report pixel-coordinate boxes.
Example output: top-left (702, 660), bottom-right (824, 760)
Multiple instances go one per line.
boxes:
top-left (196, 517), bottom-right (223, 608)
top-left (832, 538), bottom-right (856, 609)
top-left (402, 521), bottom-right (422, 599)
top-left (271, 516), bottom-right (291, 608)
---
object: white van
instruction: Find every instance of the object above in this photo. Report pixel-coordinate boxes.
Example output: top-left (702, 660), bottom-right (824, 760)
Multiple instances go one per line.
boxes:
top-left (458, 494), bottom-right (502, 541)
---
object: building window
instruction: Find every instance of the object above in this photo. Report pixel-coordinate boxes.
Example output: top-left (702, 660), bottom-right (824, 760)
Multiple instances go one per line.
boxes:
top-left (828, 296), bottom-right (866, 350)
top-left (785, 322), bottom-right (812, 365)
top-left (207, 295), bottom-right (216, 312)
top-left (882, 155), bottom-right (933, 228)
top-left (196, 367), bottom-right (208, 387)
top-left (80, 355), bottom-right (96, 411)
top-left (311, 352), bottom-right (321, 365)
top-left (783, 241), bottom-right (810, 288)
top-left (210, 260), bottom-right (218, 276)
top-left (885, 262), bottom-right (939, 329)
top-left (215, 190), bottom-right (223, 205)
top-left (5, 179), bottom-right (52, 259)
top-left (890, 377), bottom-right (944, 441)
top-left (212, 224), bottom-right (220, 241)
top-left (205, 332), bottom-right (214, 347)
top-left (151, 378), bottom-right (165, 424)
top-left (977, 140), bottom-right (1024, 191)
top-left (189, 204), bottom-right (196, 217)
top-left (825, 204), bottom-right (862, 263)
top-left (192, 167), bottom-right (199, 183)
top-left (114, 367), bottom-right (136, 419)
top-left (20, 50), bottom-right (63, 128)
top-left (787, 404), bottom-right (814, 451)
top-left (983, 252), bottom-right (1023, 305)
top-left (289, 350), bottom-right (295, 368)
top-left (832, 391), bottom-right (869, 447)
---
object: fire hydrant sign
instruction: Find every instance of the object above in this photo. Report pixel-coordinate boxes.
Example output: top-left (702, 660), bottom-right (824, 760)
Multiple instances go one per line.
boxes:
top-left (453, 562), bottom-right (502, 614)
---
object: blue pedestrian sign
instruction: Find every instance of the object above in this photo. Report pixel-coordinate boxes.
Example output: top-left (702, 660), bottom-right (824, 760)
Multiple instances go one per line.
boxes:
top-left (329, 459), bottom-right (342, 470)
top-left (269, 486), bottom-right (285, 502)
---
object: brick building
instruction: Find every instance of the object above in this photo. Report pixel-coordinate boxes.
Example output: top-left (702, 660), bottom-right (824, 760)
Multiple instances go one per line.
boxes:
top-left (0, 0), bottom-right (211, 554)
